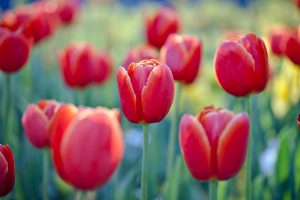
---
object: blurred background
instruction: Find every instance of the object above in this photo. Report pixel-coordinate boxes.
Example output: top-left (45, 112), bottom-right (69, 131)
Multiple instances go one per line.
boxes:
top-left (0, 0), bottom-right (299, 199)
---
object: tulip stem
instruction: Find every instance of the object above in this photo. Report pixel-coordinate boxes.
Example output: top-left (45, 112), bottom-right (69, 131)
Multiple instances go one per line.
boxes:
top-left (3, 74), bottom-right (11, 144)
top-left (141, 124), bottom-right (149, 200)
top-left (43, 150), bottom-right (49, 200)
top-left (209, 180), bottom-right (218, 200)
top-left (166, 83), bottom-right (181, 181)
top-left (246, 96), bottom-right (252, 200)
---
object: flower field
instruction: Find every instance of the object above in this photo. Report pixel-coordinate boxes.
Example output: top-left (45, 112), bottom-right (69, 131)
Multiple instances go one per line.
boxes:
top-left (0, 0), bottom-right (299, 200)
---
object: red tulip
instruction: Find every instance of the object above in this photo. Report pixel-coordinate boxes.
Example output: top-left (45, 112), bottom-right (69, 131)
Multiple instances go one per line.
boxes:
top-left (0, 144), bottom-right (15, 197)
top-left (22, 100), bottom-right (61, 148)
top-left (122, 45), bottom-right (158, 70)
top-left (284, 27), bottom-right (300, 66)
top-left (59, 43), bottom-right (112, 88)
top-left (49, 105), bottom-right (124, 190)
top-left (117, 59), bottom-right (174, 123)
top-left (268, 26), bottom-right (290, 56)
top-left (295, 0), bottom-right (300, 9)
top-left (145, 7), bottom-right (180, 49)
top-left (160, 34), bottom-right (202, 84)
top-left (58, 0), bottom-right (78, 25)
top-left (214, 33), bottom-right (269, 97)
top-left (179, 106), bottom-right (249, 180)
top-left (297, 114), bottom-right (300, 129)
top-left (0, 27), bottom-right (31, 73)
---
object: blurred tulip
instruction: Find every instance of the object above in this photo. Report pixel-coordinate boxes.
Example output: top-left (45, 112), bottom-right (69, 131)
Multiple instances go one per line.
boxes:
top-left (0, 144), bottom-right (15, 197)
top-left (50, 105), bottom-right (124, 190)
top-left (122, 45), bottom-right (158, 70)
top-left (214, 33), bottom-right (269, 97)
top-left (117, 59), bottom-right (174, 123)
top-left (160, 34), bottom-right (202, 84)
top-left (22, 100), bottom-right (61, 148)
top-left (58, 0), bottom-right (78, 25)
top-left (145, 7), bottom-right (180, 49)
top-left (179, 106), bottom-right (249, 180)
top-left (0, 27), bottom-right (31, 73)
top-left (297, 114), bottom-right (300, 129)
top-left (268, 26), bottom-right (290, 56)
top-left (284, 27), bottom-right (300, 66)
top-left (295, 0), bottom-right (300, 9)
top-left (59, 43), bottom-right (113, 88)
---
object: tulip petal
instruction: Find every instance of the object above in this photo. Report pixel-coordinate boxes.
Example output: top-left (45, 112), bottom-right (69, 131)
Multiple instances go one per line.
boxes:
top-left (141, 63), bottom-right (174, 123)
top-left (214, 41), bottom-right (255, 97)
top-left (0, 153), bottom-right (8, 186)
top-left (117, 67), bottom-right (139, 123)
top-left (179, 114), bottom-right (211, 180)
top-left (22, 104), bottom-right (49, 148)
top-left (0, 145), bottom-right (15, 197)
top-left (49, 104), bottom-right (78, 182)
top-left (61, 109), bottom-right (124, 190)
top-left (217, 113), bottom-right (249, 180)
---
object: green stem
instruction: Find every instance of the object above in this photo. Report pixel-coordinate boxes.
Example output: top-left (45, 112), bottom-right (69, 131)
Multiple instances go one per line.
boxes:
top-left (166, 83), bottom-right (181, 180)
top-left (246, 96), bottom-right (252, 200)
top-left (3, 74), bottom-right (11, 144)
top-left (141, 124), bottom-right (149, 200)
top-left (74, 191), bottom-right (86, 200)
top-left (209, 180), bottom-right (218, 200)
top-left (43, 150), bottom-right (49, 200)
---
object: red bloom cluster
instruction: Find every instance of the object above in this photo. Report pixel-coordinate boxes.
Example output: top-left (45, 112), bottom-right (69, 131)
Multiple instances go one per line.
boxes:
top-left (145, 7), bottom-right (180, 49)
top-left (0, 145), bottom-right (15, 197)
top-left (22, 100), bottom-right (124, 190)
top-left (0, 0), bottom-right (78, 44)
top-left (180, 106), bottom-right (249, 180)
top-left (214, 33), bottom-right (269, 97)
top-left (59, 43), bottom-right (113, 88)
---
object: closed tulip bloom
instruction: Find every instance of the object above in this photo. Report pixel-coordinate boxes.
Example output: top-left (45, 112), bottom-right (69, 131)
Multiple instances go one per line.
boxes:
top-left (214, 33), bottom-right (269, 97)
top-left (145, 7), bottom-right (180, 49)
top-left (50, 105), bottom-right (124, 190)
top-left (0, 28), bottom-right (31, 73)
top-left (22, 100), bottom-right (61, 148)
top-left (160, 34), bottom-right (202, 84)
top-left (122, 45), bottom-right (158, 70)
top-left (268, 26), bottom-right (290, 56)
top-left (284, 27), bottom-right (300, 66)
top-left (179, 106), bottom-right (249, 180)
top-left (117, 59), bottom-right (174, 123)
top-left (0, 144), bottom-right (15, 197)
top-left (59, 43), bottom-right (112, 88)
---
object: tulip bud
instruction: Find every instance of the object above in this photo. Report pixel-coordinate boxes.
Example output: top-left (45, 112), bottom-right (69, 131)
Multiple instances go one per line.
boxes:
top-left (22, 100), bottom-right (61, 148)
top-left (122, 45), bottom-right (158, 70)
top-left (50, 105), bottom-right (124, 190)
top-left (179, 106), bottom-right (249, 180)
top-left (117, 59), bottom-right (174, 123)
top-left (145, 7), bottom-right (180, 49)
top-left (0, 144), bottom-right (15, 197)
top-left (214, 33), bottom-right (269, 97)
top-left (58, 1), bottom-right (78, 25)
top-left (0, 27), bottom-right (31, 73)
top-left (160, 34), bottom-right (202, 84)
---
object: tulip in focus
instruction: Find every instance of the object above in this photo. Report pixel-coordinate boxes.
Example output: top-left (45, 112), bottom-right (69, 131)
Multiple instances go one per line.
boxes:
top-left (49, 105), bottom-right (124, 190)
top-left (214, 33), bottom-right (269, 97)
top-left (122, 45), bottom-right (158, 70)
top-left (160, 34), bottom-right (202, 84)
top-left (0, 144), bottom-right (15, 197)
top-left (117, 59), bottom-right (174, 123)
top-left (145, 7), bottom-right (180, 49)
top-left (22, 100), bottom-right (61, 148)
top-left (179, 106), bottom-right (249, 180)
top-left (59, 43), bottom-right (113, 88)
top-left (0, 27), bottom-right (31, 73)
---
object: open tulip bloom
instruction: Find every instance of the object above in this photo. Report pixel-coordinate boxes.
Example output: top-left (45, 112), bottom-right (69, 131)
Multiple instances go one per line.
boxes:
top-left (0, 144), bottom-right (15, 197)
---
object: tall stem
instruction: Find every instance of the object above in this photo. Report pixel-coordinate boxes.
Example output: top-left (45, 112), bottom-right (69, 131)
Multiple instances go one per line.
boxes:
top-left (246, 96), bottom-right (252, 200)
top-left (43, 150), bottom-right (49, 200)
top-left (166, 83), bottom-right (181, 179)
top-left (141, 124), bottom-right (149, 200)
top-left (209, 180), bottom-right (218, 200)
top-left (3, 74), bottom-right (11, 144)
